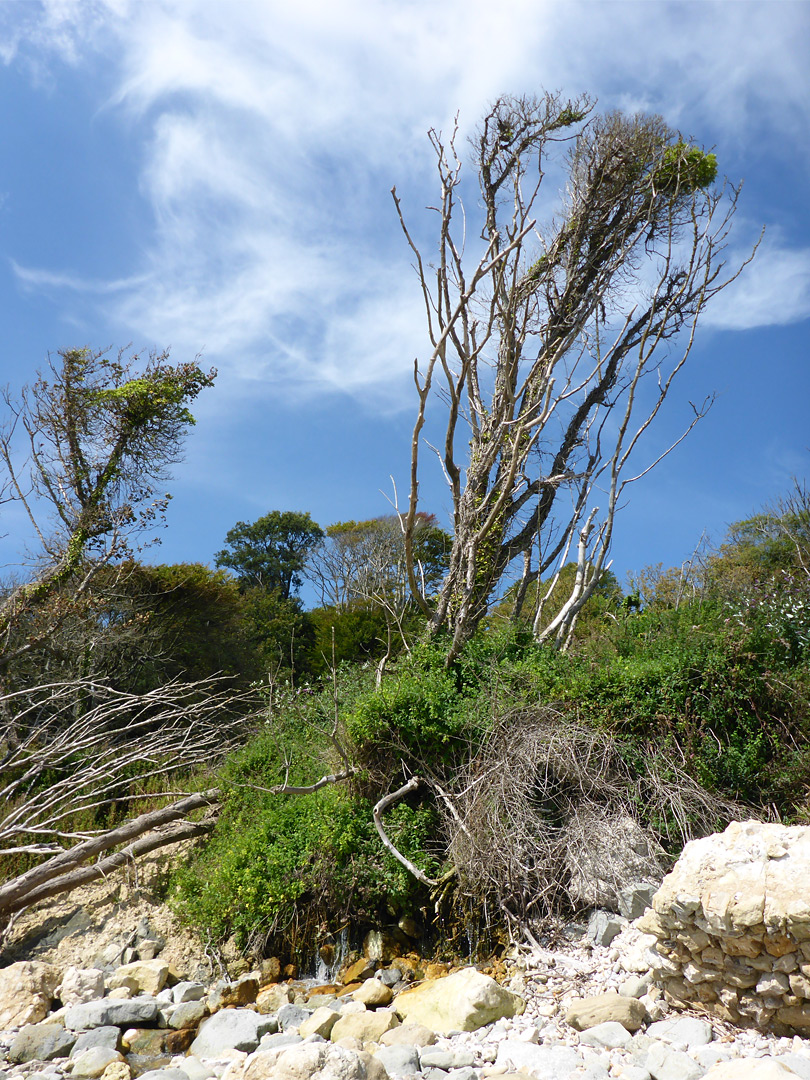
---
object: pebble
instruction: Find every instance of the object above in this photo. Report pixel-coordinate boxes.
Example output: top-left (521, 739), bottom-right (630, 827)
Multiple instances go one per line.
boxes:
top-left (6, 924), bottom-right (810, 1080)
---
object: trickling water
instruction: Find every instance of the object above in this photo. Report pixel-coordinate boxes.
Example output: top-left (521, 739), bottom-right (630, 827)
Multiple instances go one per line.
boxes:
top-left (312, 925), bottom-right (350, 983)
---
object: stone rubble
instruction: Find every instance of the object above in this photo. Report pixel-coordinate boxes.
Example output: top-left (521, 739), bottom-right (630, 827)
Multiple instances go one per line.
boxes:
top-left (4, 919), bottom-right (810, 1080)
top-left (640, 821), bottom-right (810, 1034)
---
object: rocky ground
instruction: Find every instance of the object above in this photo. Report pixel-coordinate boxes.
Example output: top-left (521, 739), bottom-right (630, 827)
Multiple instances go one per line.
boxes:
top-left (4, 909), bottom-right (810, 1080)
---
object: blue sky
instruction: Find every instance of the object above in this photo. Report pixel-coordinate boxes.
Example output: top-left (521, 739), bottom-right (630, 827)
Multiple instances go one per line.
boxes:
top-left (0, 0), bottom-right (808, 599)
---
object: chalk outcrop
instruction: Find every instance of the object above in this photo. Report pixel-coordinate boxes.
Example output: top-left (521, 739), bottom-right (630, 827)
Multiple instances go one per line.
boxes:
top-left (642, 820), bottom-right (810, 1032)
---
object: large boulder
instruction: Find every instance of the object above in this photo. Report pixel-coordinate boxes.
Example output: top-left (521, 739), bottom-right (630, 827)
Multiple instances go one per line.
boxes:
top-left (393, 967), bottom-right (524, 1034)
top-left (565, 993), bottom-right (647, 1032)
top-left (8, 1022), bottom-right (77, 1062)
top-left (0, 961), bottom-right (61, 1027)
top-left (65, 996), bottom-right (160, 1030)
top-left (58, 967), bottom-right (106, 1007)
top-left (642, 820), bottom-right (810, 1032)
top-left (190, 1008), bottom-right (276, 1057)
top-left (107, 959), bottom-right (168, 996)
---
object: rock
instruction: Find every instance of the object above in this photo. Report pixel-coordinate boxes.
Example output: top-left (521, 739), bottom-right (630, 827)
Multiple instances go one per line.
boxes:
top-left (341, 959), bottom-right (376, 985)
top-left (8, 1023), bottom-right (77, 1063)
top-left (363, 929), bottom-right (408, 963)
top-left (190, 1009), bottom-right (276, 1057)
top-left (393, 967), bottom-right (524, 1034)
top-left (495, 1041), bottom-right (581, 1076)
top-left (256, 984), bottom-right (294, 1014)
top-left (0, 961), bottom-right (61, 1027)
top-left (122, 1029), bottom-right (169, 1057)
top-left (168, 1000), bottom-right (207, 1030)
top-left (587, 911), bottom-right (626, 947)
top-left (646, 1016), bottom-right (714, 1049)
top-left (565, 994), bottom-right (647, 1032)
top-left (246, 1043), bottom-right (371, 1080)
top-left (419, 1049), bottom-right (474, 1069)
top-left (100, 1062), bottom-right (132, 1080)
top-left (137, 1071), bottom-right (190, 1080)
top-left (374, 1044), bottom-right (420, 1076)
top-left (278, 1004), bottom-right (314, 1031)
top-left (65, 997), bottom-right (161, 1030)
top-left (71, 1027), bottom-right (122, 1057)
top-left (208, 974), bottom-right (260, 1011)
top-left (577, 1021), bottom-right (633, 1049)
top-left (643, 1041), bottom-right (703, 1080)
top-left (298, 1008), bottom-right (341, 1039)
top-left (703, 1062), bottom-right (801, 1078)
top-left (378, 1023), bottom-right (435, 1048)
top-left (565, 810), bottom-right (665, 910)
top-left (58, 967), bottom-right (106, 1006)
top-left (353, 981), bottom-right (394, 1008)
top-left (108, 960), bottom-right (169, 996)
top-left (173, 982), bottom-right (206, 1004)
top-left (619, 883), bottom-right (659, 920)
top-left (71, 1048), bottom-right (126, 1078)
top-left (330, 1010), bottom-right (400, 1044)
top-left (620, 974), bottom-right (653, 998)
top-left (177, 1055), bottom-right (216, 1080)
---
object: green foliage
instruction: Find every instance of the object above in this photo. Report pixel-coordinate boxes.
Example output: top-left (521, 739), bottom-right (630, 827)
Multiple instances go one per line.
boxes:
top-left (656, 141), bottom-right (717, 191)
top-left (172, 720), bottom-right (441, 955)
top-left (216, 511), bottom-right (323, 598)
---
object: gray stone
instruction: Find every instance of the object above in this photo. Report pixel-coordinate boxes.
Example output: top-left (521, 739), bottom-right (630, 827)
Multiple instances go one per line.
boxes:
top-left (259, 1032), bottom-right (303, 1050)
top-left (168, 1001), bottom-right (207, 1030)
top-left (375, 1044), bottom-right (421, 1076)
top-left (70, 1028), bottom-right (121, 1057)
top-left (173, 982), bottom-right (206, 1004)
top-left (277, 1003), bottom-right (313, 1032)
top-left (587, 911), bottom-right (626, 947)
top-left (377, 969), bottom-right (401, 988)
top-left (495, 1040), bottom-right (582, 1077)
top-left (445, 1069), bottom-right (478, 1080)
top-left (65, 997), bottom-right (160, 1030)
top-left (643, 1041), bottom-right (703, 1080)
top-left (578, 1021), bottom-right (633, 1049)
top-left (620, 975), bottom-right (653, 999)
top-left (8, 1024), bottom-right (76, 1063)
top-left (646, 1017), bottom-right (713, 1050)
top-left (619, 883), bottom-right (659, 920)
top-left (776, 1056), bottom-right (810, 1080)
top-left (70, 1047), bottom-right (124, 1078)
top-left (190, 1009), bottom-right (272, 1057)
top-left (137, 1071), bottom-right (190, 1080)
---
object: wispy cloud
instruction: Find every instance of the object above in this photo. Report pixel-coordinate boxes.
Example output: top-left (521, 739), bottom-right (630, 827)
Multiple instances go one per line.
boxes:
top-left (4, 0), bottom-right (809, 410)
top-left (703, 236), bottom-right (810, 331)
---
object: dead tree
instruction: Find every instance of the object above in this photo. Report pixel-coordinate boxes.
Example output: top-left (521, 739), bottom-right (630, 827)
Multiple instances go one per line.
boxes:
top-left (0, 676), bottom-right (257, 933)
top-left (394, 93), bottom-right (756, 660)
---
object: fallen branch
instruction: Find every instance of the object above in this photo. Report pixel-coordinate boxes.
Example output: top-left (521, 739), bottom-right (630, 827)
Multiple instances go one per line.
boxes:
top-left (373, 777), bottom-right (437, 887)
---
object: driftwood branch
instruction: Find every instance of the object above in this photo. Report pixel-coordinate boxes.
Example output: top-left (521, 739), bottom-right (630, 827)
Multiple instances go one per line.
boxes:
top-left (373, 777), bottom-right (437, 887)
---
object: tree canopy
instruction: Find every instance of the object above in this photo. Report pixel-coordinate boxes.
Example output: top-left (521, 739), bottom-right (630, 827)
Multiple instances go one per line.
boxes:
top-left (215, 510), bottom-right (323, 598)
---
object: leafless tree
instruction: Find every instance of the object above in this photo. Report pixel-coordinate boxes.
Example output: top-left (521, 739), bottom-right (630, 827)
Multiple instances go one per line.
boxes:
top-left (394, 93), bottom-right (756, 660)
top-left (0, 676), bottom-right (259, 934)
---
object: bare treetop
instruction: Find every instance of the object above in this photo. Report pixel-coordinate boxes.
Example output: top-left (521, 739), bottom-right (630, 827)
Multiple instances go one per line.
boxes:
top-left (394, 91), bottom-right (756, 659)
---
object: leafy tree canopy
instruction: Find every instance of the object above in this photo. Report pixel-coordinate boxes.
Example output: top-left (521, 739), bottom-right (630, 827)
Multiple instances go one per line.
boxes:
top-left (215, 510), bottom-right (323, 599)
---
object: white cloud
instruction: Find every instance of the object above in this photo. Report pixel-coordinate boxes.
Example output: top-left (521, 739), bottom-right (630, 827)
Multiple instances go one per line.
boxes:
top-left (4, 0), bottom-right (810, 410)
top-left (703, 239), bottom-right (810, 331)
